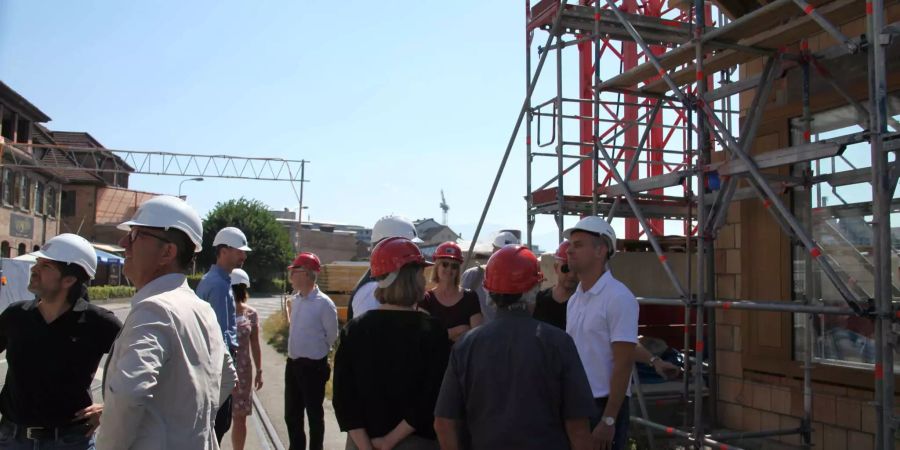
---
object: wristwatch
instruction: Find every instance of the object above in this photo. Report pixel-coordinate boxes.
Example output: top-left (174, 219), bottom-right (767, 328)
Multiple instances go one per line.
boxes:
top-left (602, 416), bottom-right (616, 426)
top-left (649, 356), bottom-right (659, 365)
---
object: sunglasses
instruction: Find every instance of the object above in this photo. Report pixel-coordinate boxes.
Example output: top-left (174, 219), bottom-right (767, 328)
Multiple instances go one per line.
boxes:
top-left (560, 264), bottom-right (570, 274)
top-left (128, 228), bottom-right (173, 245)
top-left (439, 261), bottom-right (461, 270)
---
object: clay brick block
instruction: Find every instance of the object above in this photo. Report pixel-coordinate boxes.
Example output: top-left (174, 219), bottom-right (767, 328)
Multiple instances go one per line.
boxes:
top-left (743, 407), bottom-right (762, 431)
top-left (727, 201), bottom-right (741, 224)
top-left (834, 397), bottom-right (861, 430)
top-left (771, 386), bottom-right (792, 415)
top-left (811, 422), bottom-right (824, 448)
top-left (716, 324), bottom-right (735, 350)
top-left (751, 383), bottom-right (772, 410)
top-left (725, 249), bottom-right (741, 274)
top-left (861, 405), bottom-right (876, 434)
top-left (812, 393), bottom-right (837, 425)
top-left (715, 249), bottom-right (727, 272)
top-left (717, 274), bottom-right (736, 299)
top-left (717, 351), bottom-right (743, 378)
top-left (732, 223), bottom-right (741, 248)
top-left (734, 274), bottom-right (742, 300)
top-left (717, 224), bottom-right (735, 249)
top-left (761, 411), bottom-right (780, 431)
top-left (717, 307), bottom-right (743, 326)
top-left (823, 424), bottom-right (847, 450)
top-left (779, 415), bottom-right (801, 445)
top-left (720, 401), bottom-right (743, 430)
top-left (718, 376), bottom-right (742, 403)
top-left (848, 431), bottom-right (874, 450)
top-left (813, 382), bottom-right (848, 397)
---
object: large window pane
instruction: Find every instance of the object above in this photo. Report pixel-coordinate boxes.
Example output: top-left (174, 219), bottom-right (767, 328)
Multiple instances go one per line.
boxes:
top-left (791, 99), bottom-right (900, 370)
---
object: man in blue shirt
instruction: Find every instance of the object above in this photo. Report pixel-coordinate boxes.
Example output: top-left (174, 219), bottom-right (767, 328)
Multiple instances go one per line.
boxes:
top-left (196, 226), bottom-right (251, 443)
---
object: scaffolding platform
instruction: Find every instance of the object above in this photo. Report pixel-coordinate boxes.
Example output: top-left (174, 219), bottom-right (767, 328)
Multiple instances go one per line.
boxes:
top-left (597, 0), bottom-right (881, 95)
top-left (530, 189), bottom-right (694, 220)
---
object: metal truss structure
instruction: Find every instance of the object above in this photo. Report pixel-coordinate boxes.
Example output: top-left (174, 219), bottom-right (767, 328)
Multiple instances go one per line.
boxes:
top-left (1, 142), bottom-right (309, 182)
top-left (466, 0), bottom-right (899, 448)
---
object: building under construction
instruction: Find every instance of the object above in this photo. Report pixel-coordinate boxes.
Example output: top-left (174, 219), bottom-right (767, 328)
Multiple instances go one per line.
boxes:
top-left (469, 0), bottom-right (898, 448)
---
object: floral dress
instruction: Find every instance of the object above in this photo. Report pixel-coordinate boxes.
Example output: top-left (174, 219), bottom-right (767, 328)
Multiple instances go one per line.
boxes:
top-left (232, 306), bottom-right (258, 416)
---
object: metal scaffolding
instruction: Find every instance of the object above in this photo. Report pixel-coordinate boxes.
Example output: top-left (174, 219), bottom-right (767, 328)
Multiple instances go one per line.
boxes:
top-left (466, 0), bottom-right (899, 448)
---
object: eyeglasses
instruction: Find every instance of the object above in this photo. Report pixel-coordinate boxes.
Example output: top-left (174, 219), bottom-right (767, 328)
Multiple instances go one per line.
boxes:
top-left (560, 264), bottom-right (570, 274)
top-left (439, 261), bottom-right (460, 270)
top-left (128, 228), bottom-right (173, 245)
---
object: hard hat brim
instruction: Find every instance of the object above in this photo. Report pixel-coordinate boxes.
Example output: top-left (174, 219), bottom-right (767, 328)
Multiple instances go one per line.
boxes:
top-left (563, 226), bottom-right (601, 239)
top-left (29, 251), bottom-right (97, 279)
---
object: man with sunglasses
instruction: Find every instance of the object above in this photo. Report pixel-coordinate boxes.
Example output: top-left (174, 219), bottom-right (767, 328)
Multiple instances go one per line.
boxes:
top-left (196, 226), bottom-right (252, 443)
top-left (0, 234), bottom-right (121, 450)
top-left (533, 240), bottom-right (576, 330)
top-left (96, 196), bottom-right (236, 450)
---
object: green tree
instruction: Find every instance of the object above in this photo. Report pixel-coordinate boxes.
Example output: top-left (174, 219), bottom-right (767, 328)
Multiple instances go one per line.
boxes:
top-left (199, 198), bottom-right (292, 292)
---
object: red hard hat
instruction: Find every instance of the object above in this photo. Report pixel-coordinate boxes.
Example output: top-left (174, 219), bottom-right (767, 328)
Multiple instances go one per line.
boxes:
top-left (370, 237), bottom-right (432, 278)
top-left (554, 240), bottom-right (570, 262)
top-left (433, 241), bottom-right (463, 262)
top-left (484, 245), bottom-right (543, 295)
top-left (289, 252), bottom-right (321, 272)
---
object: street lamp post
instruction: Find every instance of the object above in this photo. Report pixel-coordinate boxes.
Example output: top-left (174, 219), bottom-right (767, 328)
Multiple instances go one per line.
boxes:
top-left (178, 177), bottom-right (204, 197)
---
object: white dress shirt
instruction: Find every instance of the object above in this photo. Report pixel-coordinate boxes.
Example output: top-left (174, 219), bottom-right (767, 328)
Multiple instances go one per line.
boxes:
top-left (566, 270), bottom-right (639, 398)
top-left (96, 273), bottom-right (237, 450)
top-left (288, 286), bottom-right (339, 360)
top-left (349, 281), bottom-right (379, 319)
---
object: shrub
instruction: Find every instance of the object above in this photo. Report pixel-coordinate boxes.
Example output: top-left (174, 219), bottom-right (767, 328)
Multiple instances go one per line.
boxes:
top-left (261, 311), bottom-right (290, 355)
top-left (187, 273), bottom-right (204, 290)
top-left (88, 285), bottom-right (136, 300)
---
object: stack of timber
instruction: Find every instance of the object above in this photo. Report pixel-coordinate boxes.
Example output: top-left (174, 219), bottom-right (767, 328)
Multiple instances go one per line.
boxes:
top-left (318, 262), bottom-right (369, 312)
top-left (319, 261), bottom-right (439, 323)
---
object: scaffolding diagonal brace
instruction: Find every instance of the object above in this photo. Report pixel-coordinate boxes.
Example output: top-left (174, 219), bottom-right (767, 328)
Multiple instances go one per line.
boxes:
top-left (596, 140), bottom-right (689, 300)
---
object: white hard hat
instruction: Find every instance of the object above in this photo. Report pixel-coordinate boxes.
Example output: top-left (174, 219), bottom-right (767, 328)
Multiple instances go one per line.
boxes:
top-left (230, 268), bottom-right (251, 287)
top-left (118, 195), bottom-right (203, 252)
top-left (213, 227), bottom-right (252, 251)
top-left (371, 215), bottom-right (423, 244)
top-left (492, 231), bottom-right (520, 248)
top-left (563, 216), bottom-right (617, 258)
top-left (30, 233), bottom-right (98, 279)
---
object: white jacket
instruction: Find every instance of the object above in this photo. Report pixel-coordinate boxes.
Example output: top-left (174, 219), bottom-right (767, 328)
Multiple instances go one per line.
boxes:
top-left (96, 273), bottom-right (237, 450)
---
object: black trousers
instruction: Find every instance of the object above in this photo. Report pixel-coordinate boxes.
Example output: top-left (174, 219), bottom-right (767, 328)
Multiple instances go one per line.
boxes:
top-left (591, 397), bottom-right (631, 450)
top-left (215, 347), bottom-right (237, 443)
top-left (285, 356), bottom-right (330, 450)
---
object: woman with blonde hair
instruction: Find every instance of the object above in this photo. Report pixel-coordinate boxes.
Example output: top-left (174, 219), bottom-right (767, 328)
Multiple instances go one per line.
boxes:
top-left (419, 241), bottom-right (482, 342)
top-left (334, 237), bottom-right (449, 450)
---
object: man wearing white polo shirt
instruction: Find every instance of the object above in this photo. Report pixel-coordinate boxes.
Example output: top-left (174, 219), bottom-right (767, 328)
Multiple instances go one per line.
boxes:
top-left (564, 217), bottom-right (638, 450)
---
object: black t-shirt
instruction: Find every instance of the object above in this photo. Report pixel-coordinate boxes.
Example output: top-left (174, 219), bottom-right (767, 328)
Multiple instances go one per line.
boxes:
top-left (0, 298), bottom-right (122, 426)
top-left (532, 287), bottom-right (568, 330)
top-left (419, 289), bottom-right (481, 330)
top-left (333, 309), bottom-right (450, 440)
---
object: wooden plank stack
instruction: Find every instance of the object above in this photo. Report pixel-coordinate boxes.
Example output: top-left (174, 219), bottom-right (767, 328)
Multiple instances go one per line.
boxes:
top-left (318, 262), bottom-right (369, 295)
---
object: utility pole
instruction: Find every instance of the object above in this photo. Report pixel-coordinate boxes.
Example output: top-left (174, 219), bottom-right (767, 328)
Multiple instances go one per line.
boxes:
top-left (296, 161), bottom-right (307, 252)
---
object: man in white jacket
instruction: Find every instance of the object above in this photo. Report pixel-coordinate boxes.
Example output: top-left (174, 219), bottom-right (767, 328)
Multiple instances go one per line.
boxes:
top-left (96, 195), bottom-right (237, 450)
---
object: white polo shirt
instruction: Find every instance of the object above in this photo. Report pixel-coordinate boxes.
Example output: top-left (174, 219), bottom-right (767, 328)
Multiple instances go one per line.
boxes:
top-left (566, 270), bottom-right (639, 398)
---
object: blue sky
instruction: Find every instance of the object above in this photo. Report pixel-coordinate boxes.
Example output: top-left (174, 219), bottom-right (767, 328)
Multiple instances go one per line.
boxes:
top-left (0, 0), bottom-right (592, 251)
